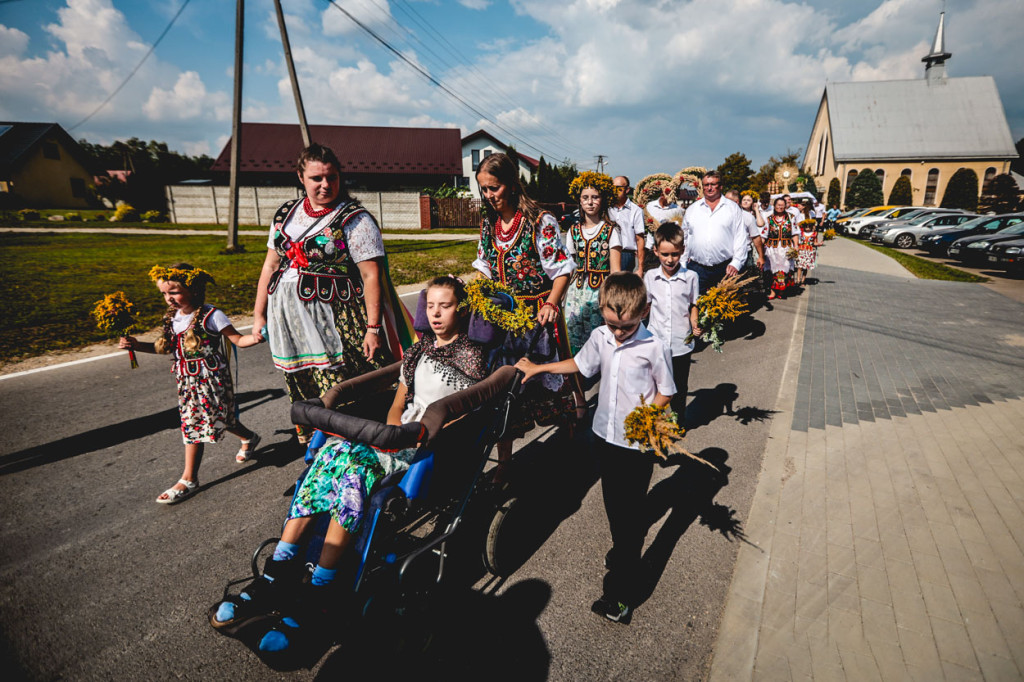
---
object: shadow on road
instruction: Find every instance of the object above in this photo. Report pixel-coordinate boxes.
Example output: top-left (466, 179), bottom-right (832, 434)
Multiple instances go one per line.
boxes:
top-left (0, 388), bottom-right (285, 476)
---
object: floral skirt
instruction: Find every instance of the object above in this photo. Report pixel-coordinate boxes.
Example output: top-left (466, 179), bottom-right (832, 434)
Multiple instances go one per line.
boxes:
top-left (288, 437), bottom-right (417, 534)
top-left (565, 280), bottom-right (603, 355)
top-left (176, 365), bottom-right (237, 444)
top-left (797, 243), bottom-right (817, 271)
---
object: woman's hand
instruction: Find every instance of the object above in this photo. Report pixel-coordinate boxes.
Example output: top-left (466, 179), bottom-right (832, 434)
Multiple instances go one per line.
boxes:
top-left (118, 336), bottom-right (135, 350)
top-left (514, 357), bottom-right (539, 383)
top-left (252, 313), bottom-right (267, 343)
top-left (363, 330), bottom-right (382, 360)
top-left (536, 302), bottom-right (559, 326)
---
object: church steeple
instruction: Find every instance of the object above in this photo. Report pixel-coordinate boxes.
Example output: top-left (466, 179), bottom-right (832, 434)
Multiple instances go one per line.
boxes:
top-left (922, 11), bottom-right (952, 83)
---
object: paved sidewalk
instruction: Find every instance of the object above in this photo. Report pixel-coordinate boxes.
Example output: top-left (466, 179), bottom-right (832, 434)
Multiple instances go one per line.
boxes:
top-left (710, 241), bottom-right (1024, 680)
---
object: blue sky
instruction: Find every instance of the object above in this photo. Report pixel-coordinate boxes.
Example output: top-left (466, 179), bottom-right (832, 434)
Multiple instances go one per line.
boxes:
top-left (1, 0), bottom-right (1021, 180)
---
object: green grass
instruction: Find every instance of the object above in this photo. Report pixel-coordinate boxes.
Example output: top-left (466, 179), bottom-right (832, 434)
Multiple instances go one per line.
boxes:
top-left (843, 236), bottom-right (988, 282)
top-left (0, 233), bottom-right (477, 361)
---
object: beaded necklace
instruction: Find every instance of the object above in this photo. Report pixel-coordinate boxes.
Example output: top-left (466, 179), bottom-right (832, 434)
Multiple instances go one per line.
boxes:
top-left (303, 196), bottom-right (335, 218)
top-left (495, 211), bottom-right (524, 243)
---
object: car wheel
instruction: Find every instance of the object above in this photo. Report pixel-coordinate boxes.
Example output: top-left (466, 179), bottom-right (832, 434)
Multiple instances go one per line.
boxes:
top-left (894, 234), bottom-right (914, 249)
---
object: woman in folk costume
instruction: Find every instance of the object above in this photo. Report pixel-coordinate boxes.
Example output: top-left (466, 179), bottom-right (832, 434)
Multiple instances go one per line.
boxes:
top-left (763, 197), bottom-right (802, 299)
top-left (564, 171), bottom-right (620, 354)
top-left (795, 218), bottom-right (820, 286)
top-left (472, 152), bottom-right (583, 477)
top-left (252, 144), bottom-right (414, 442)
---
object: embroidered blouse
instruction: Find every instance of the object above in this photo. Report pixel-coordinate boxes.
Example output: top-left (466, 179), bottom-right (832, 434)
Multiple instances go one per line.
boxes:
top-left (472, 211), bottom-right (575, 297)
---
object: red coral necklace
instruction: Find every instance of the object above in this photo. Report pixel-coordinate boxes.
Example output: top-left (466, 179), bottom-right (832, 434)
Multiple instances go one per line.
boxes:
top-left (495, 211), bottom-right (523, 242)
top-left (303, 196), bottom-right (335, 218)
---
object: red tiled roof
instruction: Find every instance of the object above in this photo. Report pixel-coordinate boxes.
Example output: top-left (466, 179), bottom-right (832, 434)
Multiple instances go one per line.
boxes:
top-left (211, 123), bottom-right (462, 175)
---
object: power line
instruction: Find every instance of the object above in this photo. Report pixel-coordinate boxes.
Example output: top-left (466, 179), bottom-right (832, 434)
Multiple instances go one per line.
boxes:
top-left (68, 0), bottom-right (192, 132)
top-left (322, 0), bottom-right (574, 163)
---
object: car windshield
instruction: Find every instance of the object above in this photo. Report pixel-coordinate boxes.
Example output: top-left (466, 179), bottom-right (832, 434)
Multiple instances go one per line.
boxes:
top-left (839, 208), bottom-right (869, 219)
top-left (906, 212), bottom-right (947, 225)
top-left (895, 209), bottom-right (927, 222)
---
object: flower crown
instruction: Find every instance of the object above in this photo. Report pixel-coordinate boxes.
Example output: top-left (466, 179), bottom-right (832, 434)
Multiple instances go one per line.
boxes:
top-left (741, 190), bottom-right (760, 200)
top-left (799, 218), bottom-right (818, 228)
top-left (568, 171), bottom-right (615, 203)
top-left (148, 265), bottom-right (214, 287)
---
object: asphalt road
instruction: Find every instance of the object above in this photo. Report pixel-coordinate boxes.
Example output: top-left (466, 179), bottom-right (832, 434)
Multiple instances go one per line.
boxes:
top-left (0, 291), bottom-right (798, 680)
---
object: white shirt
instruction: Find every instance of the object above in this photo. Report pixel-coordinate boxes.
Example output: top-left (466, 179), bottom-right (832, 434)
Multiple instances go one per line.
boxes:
top-left (645, 200), bottom-right (685, 248)
top-left (740, 210), bottom-right (761, 239)
top-left (608, 199), bottom-right (644, 252)
top-left (268, 201), bottom-right (385, 283)
top-left (398, 354), bottom-right (455, 424)
top-left (171, 308), bottom-right (232, 369)
top-left (681, 196), bottom-right (750, 270)
top-left (786, 206), bottom-right (803, 222)
top-left (472, 212), bottom-right (576, 281)
top-left (644, 266), bottom-right (700, 356)
top-left (574, 324), bottom-right (676, 449)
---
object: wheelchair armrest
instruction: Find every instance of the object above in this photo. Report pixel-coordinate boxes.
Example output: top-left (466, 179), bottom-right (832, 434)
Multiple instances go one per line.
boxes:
top-left (319, 361), bottom-right (403, 410)
top-left (291, 401), bottom-right (425, 450)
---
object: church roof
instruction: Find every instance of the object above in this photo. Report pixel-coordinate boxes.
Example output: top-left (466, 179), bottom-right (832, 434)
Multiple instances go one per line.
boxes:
top-left (823, 76), bottom-right (1018, 162)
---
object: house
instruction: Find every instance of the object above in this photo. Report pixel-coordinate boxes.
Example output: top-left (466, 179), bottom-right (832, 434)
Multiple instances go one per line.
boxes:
top-left (802, 12), bottom-right (1019, 207)
top-left (209, 123), bottom-right (463, 190)
top-left (0, 122), bottom-right (98, 208)
top-left (460, 130), bottom-right (539, 198)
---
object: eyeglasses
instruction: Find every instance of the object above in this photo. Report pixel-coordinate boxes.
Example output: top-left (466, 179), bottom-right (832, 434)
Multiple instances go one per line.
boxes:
top-left (702, 182), bottom-right (720, 188)
top-left (606, 320), bottom-right (640, 333)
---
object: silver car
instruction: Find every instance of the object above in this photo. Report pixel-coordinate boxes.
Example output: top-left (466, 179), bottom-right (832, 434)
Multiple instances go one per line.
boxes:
top-left (877, 213), bottom-right (977, 248)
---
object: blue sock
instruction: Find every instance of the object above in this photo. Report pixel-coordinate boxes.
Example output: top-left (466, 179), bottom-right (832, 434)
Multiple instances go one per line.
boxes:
top-left (311, 565), bottom-right (336, 587)
top-left (272, 541), bottom-right (300, 563)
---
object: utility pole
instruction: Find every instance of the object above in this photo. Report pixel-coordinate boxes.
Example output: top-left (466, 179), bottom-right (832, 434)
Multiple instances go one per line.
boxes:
top-left (274, 0), bottom-right (311, 148)
top-left (594, 155), bottom-right (607, 173)
top-left (226, 0), bottom-right (244, 251)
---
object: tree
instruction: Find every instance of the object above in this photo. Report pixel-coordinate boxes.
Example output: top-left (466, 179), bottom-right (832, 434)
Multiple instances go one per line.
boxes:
top-left (979, 173), bottom-right (1021, 214)
top-left (827, 178), bottom-right (841, 207)
top-left (940, 168), bottom-right (979, 212)
top-left (845, 168), bottom-right (883, 209)
top-left (717, 152), bottom-right (753, 193)
top-left (888, 175), bottom-right (913, 205)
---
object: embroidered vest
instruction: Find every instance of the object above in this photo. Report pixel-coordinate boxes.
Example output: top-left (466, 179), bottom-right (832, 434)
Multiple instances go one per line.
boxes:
top-left (161, 305), bottom-right (225, 377)
top-left (568, 220), bottom-right (613, 290)
top-left (267, 199), bottom-right (367, 304)
top-left (478, 212), bottom-right (555, 298)
top-left (767, 214), bottom-right (795, 240)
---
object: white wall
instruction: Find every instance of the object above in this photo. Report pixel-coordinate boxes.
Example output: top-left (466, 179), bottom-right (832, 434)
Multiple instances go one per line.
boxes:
top-left (460, 140), bottom-right (535, 199)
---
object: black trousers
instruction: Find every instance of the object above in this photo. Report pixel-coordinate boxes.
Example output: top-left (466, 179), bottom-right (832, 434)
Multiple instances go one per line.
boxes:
top-left (598, 438), bottom-right (655, 605)
top-left (671, 353), bottom-right (692, 419)
top-left (687, 259), bottom-right (729, 295)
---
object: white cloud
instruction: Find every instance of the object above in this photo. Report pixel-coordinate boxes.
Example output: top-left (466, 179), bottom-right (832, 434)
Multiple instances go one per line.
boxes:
top-left (458, 0), bottom-right (492, 9)
top-left (0, 26), bottom-right (29, 58)
top-left (143, 71), bottom-right (229, 121)
top-left (182, 139), bottom-right (211, 156)
top-left (322, 0), bottom-right (396, 37)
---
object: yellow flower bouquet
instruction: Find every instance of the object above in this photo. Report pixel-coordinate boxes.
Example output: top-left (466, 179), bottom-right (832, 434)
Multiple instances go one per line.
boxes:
top-left (92, 291), bottom-right (140, 369)
top-left (688, 272), bottom-right (757, 352)
top-left (623, 397), bottom-right (717, 469)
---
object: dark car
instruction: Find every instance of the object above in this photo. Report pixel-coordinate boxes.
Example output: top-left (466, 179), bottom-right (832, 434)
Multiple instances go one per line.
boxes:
top-left (949, 221), bottom-right (1024, 265)
top-left (919, 214), bottom-right (1024, 256)
top-left (986, 237), bottom-right (1024, 276)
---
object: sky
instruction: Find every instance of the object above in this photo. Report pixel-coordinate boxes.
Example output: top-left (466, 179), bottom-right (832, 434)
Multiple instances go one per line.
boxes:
top-left (1, 0), bottom-right (1022, 180)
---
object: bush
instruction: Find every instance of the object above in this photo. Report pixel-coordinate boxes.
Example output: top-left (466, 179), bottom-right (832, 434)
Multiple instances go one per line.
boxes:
top-left (845, 169), bottom-right (883, 209)
top-left (112, 204), bottom-right (139, 222)
top-left (92, 213), bottom-right (107, 222)
top-left (827, 178), bottom-right (841, 208)
top-left (17, 208), bottom-right (40, 221)
top-left (888, 175), bottom-right (913, 205)
top-left (141, 210), bottom-right (163, 222)
top-left (941, 168), bottom-right (979, 212)
top-left (64, 212), bottom-right (83, 221)
top-left (979, 173), bottom-right (1021, 214)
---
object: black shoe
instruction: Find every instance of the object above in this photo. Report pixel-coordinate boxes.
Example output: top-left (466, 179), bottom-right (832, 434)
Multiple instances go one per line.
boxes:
top-left (591, 596), bottom-right (632, 625)
top-left (257, 582), bottom-right (334, 656)
top-left (209, 555), bottom-right (307, 632)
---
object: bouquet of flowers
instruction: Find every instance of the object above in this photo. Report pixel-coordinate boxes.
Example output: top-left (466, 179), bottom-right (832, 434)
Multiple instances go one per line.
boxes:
top-left (688, 272), bottom-right (757, 352)
top-left (823, 228), bottom-right (836, 240)
top-left (785, 247), bottom-right (799, 260)
top-left (623, 397), bottom-right (717, 469)
top-left (460, 278), bottom-right (535, 335)
top-left (92, 291), bottom-right (140, 369)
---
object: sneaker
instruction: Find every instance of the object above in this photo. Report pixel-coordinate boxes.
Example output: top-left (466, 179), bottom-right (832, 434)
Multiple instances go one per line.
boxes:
top-left (591, 596), bottom-right (632, 625)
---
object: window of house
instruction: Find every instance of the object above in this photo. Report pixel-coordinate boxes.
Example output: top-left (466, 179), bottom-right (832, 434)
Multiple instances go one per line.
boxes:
top-left (924, 169), bottom-right (939, 205)
top-left (843, 169), bottom-right (857, 204)
top-left (471, 149), bottom-right (480, 171)
top-left (875, 168), bottom-right (885, 188)
top-left (70, 178), bottom-right (86, 198)
top-left (42, 141), bottom-right (60, 160)
top-left (983, 167), bottom-right (997, 193)
top-left (901, 168), bottom-right (912, 182)
top-left (821, 136), bottom-right (828, 175)
top-left (484, 150), bottom-right (492, 158)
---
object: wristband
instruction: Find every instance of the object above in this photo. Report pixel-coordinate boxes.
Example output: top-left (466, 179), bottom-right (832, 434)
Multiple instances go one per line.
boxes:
top-left (540, 301), bottom-right (559, 313)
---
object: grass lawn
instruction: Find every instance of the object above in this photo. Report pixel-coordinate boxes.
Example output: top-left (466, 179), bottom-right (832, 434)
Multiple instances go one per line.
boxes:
top-left (0, 233), bottom-right (477, 361)
top-left (842, 236), bottom-right (988, 282)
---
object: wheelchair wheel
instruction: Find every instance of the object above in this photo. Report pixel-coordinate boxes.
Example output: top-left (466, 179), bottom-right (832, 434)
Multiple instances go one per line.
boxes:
top-left (483, 497), bottom-right (521, 577)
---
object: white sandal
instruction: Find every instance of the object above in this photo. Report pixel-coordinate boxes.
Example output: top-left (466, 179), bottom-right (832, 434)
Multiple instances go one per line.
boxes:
top-left (235, 433), bottom-right (261, 463)
top-left (156, 478), bottom-right (198, 504)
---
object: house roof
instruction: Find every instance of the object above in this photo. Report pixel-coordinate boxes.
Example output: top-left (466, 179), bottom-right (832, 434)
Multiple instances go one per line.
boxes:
top-left (822, 77), bottom-right (1018, 162)
top-left (0, 122), bottom-right (97, 177)
top-left (210, 123), bottom-right (462, 175)
top-left (461, 129), bottom-right (539, 169)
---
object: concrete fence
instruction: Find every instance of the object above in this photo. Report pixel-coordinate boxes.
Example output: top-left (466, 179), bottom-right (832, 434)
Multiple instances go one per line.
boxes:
top-left (164, 185), bottom-right (426, 229)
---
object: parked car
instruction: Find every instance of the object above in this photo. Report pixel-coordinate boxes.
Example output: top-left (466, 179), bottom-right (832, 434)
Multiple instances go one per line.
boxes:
top-left (863, 207), bottom-right (966, 238)
top-left (834, 207), bottom-right (875, 233)
top-left (919, 214), bottom-right (1024, 256)
top-left (844, 206), bottom-right (909, 237)
top-left (874, 213), bottom-right (977, 247)
top-left (948, 221), bottom-right (1024, 266)
top-left (985, 237), bottom-right (1024, 276)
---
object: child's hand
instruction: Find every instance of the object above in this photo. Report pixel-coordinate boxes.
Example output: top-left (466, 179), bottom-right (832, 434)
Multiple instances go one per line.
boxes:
top-left (119, 336), bottom-right (135, 350)
top-left (692, 326), bottom-right (702, 337)
top-left (514, 357), bottom-right (538, 383)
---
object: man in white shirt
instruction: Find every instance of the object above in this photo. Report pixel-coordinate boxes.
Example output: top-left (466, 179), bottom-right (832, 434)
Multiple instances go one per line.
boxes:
top-left (783, 194), bottom-right (803, 222)
top-left (644, 187), bottom-right (684, 250)
top-left (608, 176), bottom-right (646, 276)
top-left (681, 170), bottom-right (749, 294)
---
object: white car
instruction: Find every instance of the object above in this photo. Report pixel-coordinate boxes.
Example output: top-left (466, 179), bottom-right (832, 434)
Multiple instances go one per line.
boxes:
top-left (843, 207), bottom-right (910, 236)
top-left (877, 213), bottom-right (978, 248)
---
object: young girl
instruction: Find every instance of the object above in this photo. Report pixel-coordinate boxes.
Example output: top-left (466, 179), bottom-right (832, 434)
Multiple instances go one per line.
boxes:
top-left (210, 276), bottom-right (487, 652)
top-left (795, 218), bottom-right (820, 286)
top-left (120, 263), bottom-right (263, 504)
top-left (564, 171), bottom-right (620, 353)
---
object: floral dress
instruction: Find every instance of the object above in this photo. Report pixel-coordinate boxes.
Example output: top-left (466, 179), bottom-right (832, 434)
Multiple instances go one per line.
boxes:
top-left (473, 210), bottom-right (579, 433)
top-left (564, 219), bottom-right (613, 354)
top-left (266, 198), bottom-right (393, 430)
top-left (287, 334), bottom-right (486, 533)
top-left (797, 227), bottom-right (818, 270)
top-left (764, 214), bottom-right (801, 291)
top-left (159, 305), bottom-right (238, 444)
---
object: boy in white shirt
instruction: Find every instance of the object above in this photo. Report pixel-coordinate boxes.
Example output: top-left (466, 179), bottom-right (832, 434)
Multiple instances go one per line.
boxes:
top-left (643, 223), bottom-right (701, 419)
top-left (516, 272), bottom-right (675, 625)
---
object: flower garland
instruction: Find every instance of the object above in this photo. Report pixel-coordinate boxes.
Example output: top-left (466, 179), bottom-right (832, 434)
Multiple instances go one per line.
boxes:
top-left (741, 189), bottom-right (760, 201)
top-left (633, 173), bottom-right (676, 208)
top-left (673, 167), bottom-right (708, 199)
top-left (148, 264), bottom-right (214, 287)
top-left (460, 278), bottom-right (536, 335)
top-left (798, 219), bottom-right (817, 230)
top-left (92, 291), bottom-right (139, 369)
top-left (623, 396), bottom-right (718, 468)
top-left (568, 171), bottom-right (615, 204)
top-left (689, 272), bottom-right (757, 352)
